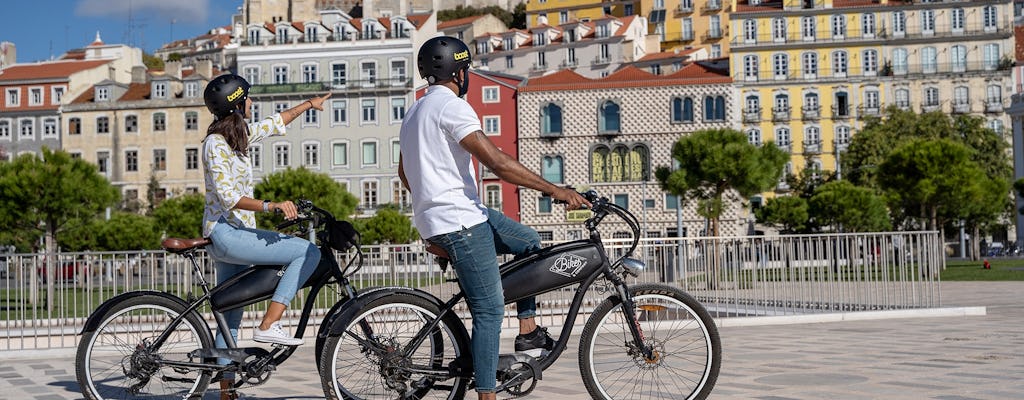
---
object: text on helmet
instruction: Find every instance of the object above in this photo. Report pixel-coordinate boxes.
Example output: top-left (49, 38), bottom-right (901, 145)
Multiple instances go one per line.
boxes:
top-left (226, 86), bottom-right (245, 102)
top-left (453, 50), bottom-right (469, 62)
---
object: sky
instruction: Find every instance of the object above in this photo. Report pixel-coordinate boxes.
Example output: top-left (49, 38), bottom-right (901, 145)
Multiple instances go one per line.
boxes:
top-left (2, 0), bottom-right (239, 63)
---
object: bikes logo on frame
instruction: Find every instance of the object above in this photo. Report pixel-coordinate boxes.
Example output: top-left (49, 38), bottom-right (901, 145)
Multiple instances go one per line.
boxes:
top-left (549, 254), bottom-right (586, 278)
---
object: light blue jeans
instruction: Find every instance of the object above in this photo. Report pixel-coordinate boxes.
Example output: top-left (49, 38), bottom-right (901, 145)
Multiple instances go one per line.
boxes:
top-left (206, 219), bottom-right (320, 361)
top-left (427, 208), bottom-right (542, 393)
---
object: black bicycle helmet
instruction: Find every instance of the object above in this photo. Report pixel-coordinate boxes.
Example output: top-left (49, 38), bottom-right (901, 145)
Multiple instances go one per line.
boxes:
top-left (418, 36), bottom-right (471, 96)
top-left (204, 74), bottom-right (250, 119)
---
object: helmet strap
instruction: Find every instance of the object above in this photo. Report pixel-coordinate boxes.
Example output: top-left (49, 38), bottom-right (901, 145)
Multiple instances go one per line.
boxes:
top-left (456, 67), bottom-right (470, 98)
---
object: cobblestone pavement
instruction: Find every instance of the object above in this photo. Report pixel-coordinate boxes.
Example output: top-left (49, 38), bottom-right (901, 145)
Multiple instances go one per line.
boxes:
top-left (1, 282), bottom-right (1021, 399)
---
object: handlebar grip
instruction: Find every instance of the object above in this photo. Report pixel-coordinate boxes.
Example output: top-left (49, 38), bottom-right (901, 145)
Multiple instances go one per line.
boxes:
top-left (275, 218), bottom-right (300, 230)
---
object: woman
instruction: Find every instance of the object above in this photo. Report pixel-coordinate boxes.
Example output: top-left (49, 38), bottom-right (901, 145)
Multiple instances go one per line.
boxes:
top-left (201, 73), bottom-right (329, 399)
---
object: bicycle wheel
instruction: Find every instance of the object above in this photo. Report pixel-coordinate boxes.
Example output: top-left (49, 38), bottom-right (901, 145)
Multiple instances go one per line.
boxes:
top-left (579, 284), bottom-right (721, 400)
top-left (76, 293), bottom-right (214, 400)
top-left (319, 292), bottom-right (469, 400)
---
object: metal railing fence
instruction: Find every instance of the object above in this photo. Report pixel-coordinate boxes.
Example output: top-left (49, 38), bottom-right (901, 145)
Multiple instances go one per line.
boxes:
top-left (0, 231), bottom-right (942, 351)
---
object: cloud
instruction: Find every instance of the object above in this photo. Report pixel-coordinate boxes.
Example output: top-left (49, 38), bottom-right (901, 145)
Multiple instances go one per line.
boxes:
top-left (75, 0), bottom-right (210, 22)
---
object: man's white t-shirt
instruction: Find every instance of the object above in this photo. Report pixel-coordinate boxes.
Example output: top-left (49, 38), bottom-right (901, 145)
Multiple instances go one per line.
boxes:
top-left (400, 85), bottom-right (488, 239)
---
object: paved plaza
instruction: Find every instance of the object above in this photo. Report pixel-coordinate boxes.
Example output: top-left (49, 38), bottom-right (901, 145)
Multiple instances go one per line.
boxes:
top-left (0, 281), bottom-right (1021, 399)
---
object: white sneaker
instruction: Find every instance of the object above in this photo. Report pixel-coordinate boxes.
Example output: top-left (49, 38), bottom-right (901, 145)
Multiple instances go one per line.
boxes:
top-left (253, 322), bottom-right (303, 346)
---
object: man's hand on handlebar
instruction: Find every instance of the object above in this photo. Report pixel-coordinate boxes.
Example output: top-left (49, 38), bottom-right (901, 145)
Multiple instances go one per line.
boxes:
top-left (551, 187), bottom-right (591, 210)
top-left (269, 200), bottom-right (299, 220)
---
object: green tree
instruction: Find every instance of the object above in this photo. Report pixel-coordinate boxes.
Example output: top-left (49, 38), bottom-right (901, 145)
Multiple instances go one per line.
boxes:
top-left (755, 196), bottom-right (809, 234)
top-left (254, 167), bottom-right (358, 230)
top-left (91, 212), bottom-right (162, 251)
top-left (808, 181), bottom-right (891, 233)
top-left (437, 3), bottom-right (526, 29)
top-left (353, 205), bottom-right (418, 245)
top-left (145, 173), bottom-right (161, 214)
top-left (150, 193), bottom-right (205, 240)
top-left (143, 52), bottom-right (164, 70)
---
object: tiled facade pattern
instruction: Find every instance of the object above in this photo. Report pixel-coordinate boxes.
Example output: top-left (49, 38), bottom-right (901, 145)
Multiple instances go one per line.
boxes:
top-left (517, 66), bottom-right (746, 241)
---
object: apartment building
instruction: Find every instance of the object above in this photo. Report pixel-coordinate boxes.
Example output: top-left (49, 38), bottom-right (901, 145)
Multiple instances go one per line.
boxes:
top-left (61, 62), bottom-right (216, 208)
top-left (236, 8), bottom-right (436, 216)
top-left (0, 35), bottom-right (142, 160)
top-left (437, 14), bottom-right (508, 54)
top-left (154, 27), bottom-right (236, 71)
top-left (516, 62), bottom-right (742, 240)
top-left (474, 15), bottom-right (659, 78)
top-left (731, 0), bottom-right (1013, 188)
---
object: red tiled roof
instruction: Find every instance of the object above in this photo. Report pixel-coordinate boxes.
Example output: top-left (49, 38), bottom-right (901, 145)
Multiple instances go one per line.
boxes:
top-left (521, 64), bottom-right (730, 92)
top-left (118, 83), bottom-right (152, 101)
top-left (614, 15), bottom-right (636, 37)
top-left (438, 15), bottom-right (484, 30)
top-left (70, 87), bottom-right (94, 104)
top-left (1017, 25), bottom-right (1024, 62)
top-left (350, 18), bottom-right (363, 32)
top-left (0, 59), bottom-right (111, 81)
top-left (263, 22), bottom-right (276, 33)
top-left (638, 49), bottom-right (700, 62)
top-left (408, 13), bottom-right (432, 29)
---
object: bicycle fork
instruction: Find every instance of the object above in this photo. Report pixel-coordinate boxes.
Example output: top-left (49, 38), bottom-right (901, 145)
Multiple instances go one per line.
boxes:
top-left (609, 275), bottom-right (655, 361)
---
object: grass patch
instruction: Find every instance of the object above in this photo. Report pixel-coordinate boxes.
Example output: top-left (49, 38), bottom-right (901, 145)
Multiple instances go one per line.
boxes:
top-left (942, 259), bottom-right (1024, 281)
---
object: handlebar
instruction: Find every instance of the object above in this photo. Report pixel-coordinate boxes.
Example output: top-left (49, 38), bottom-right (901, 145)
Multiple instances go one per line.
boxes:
top-left (554, 189), bottom-right (642, 256)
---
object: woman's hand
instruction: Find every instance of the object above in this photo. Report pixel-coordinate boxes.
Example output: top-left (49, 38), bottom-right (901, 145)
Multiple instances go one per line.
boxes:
top-left (307, 93), bottom-right (331, 111)
top-left (270, 200), bottom-right (299, 220)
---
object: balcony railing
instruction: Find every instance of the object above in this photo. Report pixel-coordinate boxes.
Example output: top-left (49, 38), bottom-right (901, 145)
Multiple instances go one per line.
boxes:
top-left (742, 107), bottom-right (762, 123)
top-left (772, 106), bottom-right (791, 122)
top-left (921, 102), bottom-right (941, 113)
top-left (242, 30), bottom-right (414, 46)
top-left (802, 105), bottom-right (821, 120)
top-left (531, 62), bottom-right (549, 72)
top-left (984, 99), bottom-right (1004, 114)
top-left (592, 56), bottom-right (612, 65)
top-left (952, 102), bottom-right (971, 114)
top-left (680, 31), bottom-right (695, 42)
top-left (560, 59), bottom-right (578, 68)
top-left (887, 61), bottom-right (1009, 76)
top-left (731, 23), bottom-right (1010, 48)
top-left (831, 105), bottom-right (851, 120)
top-left (834, 140), bottom-right (850, 153)
top-left (776, 143), bottom-right (792, 154)
top-left (676, 3), bottom-right (693, 14)
top-left (894, 101), bottom-right (912, 111)
top-left (249, 78), bottom-right (411, 95)
top-left (802, 140), bottom-right (822, 154)
top-left (703, 29), bottom-right (725, 41)
top-left (702, 1), bottom-right (723, 12)
top-left (857, 105), bottom-right (882, 119)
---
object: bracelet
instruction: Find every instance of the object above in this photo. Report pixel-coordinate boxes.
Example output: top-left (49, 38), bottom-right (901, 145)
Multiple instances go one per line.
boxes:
top-left (262, 200), bottom-right (270, 212)
top-left (305, 100), bottom-right (313, 109)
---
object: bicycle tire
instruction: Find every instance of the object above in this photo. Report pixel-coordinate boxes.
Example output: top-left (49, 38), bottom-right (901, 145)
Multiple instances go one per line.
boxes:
top-left (319, 292), bottom-right (469, 400)
top-left (579, 284), bottom-right (721, 400)
top-left (76, 293), bottom-right (214, 400)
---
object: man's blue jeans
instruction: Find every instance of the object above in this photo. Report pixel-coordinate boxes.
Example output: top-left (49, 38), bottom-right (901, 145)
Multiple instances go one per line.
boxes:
top-left (427, 208), bottom-right (542, 393)
top-left (206, 219), bottom-right (320, 362)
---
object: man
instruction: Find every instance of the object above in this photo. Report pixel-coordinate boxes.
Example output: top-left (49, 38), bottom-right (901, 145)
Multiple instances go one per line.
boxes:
top-left (398, 36), bottom-right (589, 400)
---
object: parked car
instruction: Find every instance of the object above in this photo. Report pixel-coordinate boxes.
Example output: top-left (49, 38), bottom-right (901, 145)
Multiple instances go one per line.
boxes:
top-left (37, 260), bottom-right (88, 284)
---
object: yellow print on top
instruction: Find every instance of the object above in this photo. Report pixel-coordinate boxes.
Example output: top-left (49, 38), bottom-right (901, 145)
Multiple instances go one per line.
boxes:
top-left (453, 50), bottom-right (469, 62)
top-left (226, 86), bottom-right (245, 102)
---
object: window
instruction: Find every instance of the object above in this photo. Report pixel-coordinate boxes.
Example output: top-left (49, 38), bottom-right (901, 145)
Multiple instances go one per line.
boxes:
top-left (805, 126), bottom-right (820, 144)
top-left (391, 140), bottom-right (401, 165)
top-left (665, 194), bottom-right (678, 210)
top-left (391, 97), bottom-right (406, 121)
top-left (831, 15), bottom-right (845, 38)
top-left (19, 119), bottom-right (33, 138)
top-left (331, 63), bottom-right (347, 87)
top-left (97, 116), bottom-right (109, 134)
top-left (773, 53), bottom-right (789, 79)
top-left (892, 48), bottom-right (908, 74)
top-left (538, 195), bottom-right (552, 214)
top-left (185, 82), bottom-right (198, 98)
top-left (672, 97), bottom-right (694, 123)
top-left (96, 87), bottom-right (109, 102)
top-left (746, 95), bottom-right (761, 115)
top-left (276, 102), bottom-right (289, 114)
top-left (599, 100), bottom-right (620, 132)
top-left (567, 47), bottom-right (577, 65)
top-left (483, 116), bottom-right (500, 135)
top-left (836, 126), bottom-right (851, 146)
top-left (153, 149), bottom-right (166, 171)
top-left (802, 16), bottom-right (816, 41)
top-left (832, 50), bottom-right (847, 77)
top-left (250, 145), bottom-right (262, 169)
top-left (895, 88), bottom-right (911, 109)
top-left (802, 52), bottom-right (818, 78)
top-left (613, 194), bottom-right (628, 210)
top-left (862, 13), bottom-right (875, 38)
top-left (302, 64), bottom-right (318, 83)
top-left (304, 108), bottom-right (318, 125)
top-left (42, 118), bottom-right (56, 137)
top-left (361, 99), bottom-right (377, 123)
top-left (772, 17), bottom-right (786, 42)
top-left (747, 129), bottom-right (762, 146)
top-left (709, 15), bottom-right (721, 37)
top-left (153, 82), bottom-right (167, 98)
top-left (951, 45), bottom-right (967, 72)
top-left (186, 148), bottom-right (199, 170)
top-left (774, 93), bottom-right (790, 112)
top-left (362, 141), bottom-right (377, 165)
top-left (243, 66), bottom-right (260, 85)
top-left (541, 103), bottom-right (563, 135)
top-left (951, 8), bottom-right (965, 32)
top-left (362, 61), bottom-right (377, 86)
top-left (775, 127), bottom-right (791, 147)
top-left (924, 87), bottom-right (940, 107)
top-left (505, 56), bottom-right (514, 69)
top-left (185, 112), bottom-right (198, 130)
top-left (153, 113), bottom-right (166, 131)
top-left (333, 142), bottom-right (348, 166)
top-left (306, 25), bottom-right (319, 42)
top-left (989, 119), bottom-right (1005, 135)
top-left (864, 90), bottom-right (880, 110)
top-left (393, 180), bottom-right (411, 209)
top-left (743, 55), bottom-right (759, 81)
top-left (743, 19), bottom-right (757, 43)
top-left (125, 150), bottom-right (138, 172)
top-left (483, 87), bottom-right (499, 102)
top-left (51, 86), bottom-right (65, 104)
top-left (275, 144), bottom-right (290, 167)
top-left (805, 92), bottom-right (820, 111)
top-left (304, 143), bottom-right (319, 167)
top-left (362, 180), bottom-right (378, 209)
top-left (987, 85), bottom-right (1003, 104)
top-left (892, 11), bottom-right (905, 36)
top-left (484, 185), bottom-right (501, 210)
top-left (682, 18), bottom-right (694, 40)
top-left (125, 115), bottom-right (138, 133)
top-left (251, 103), bottom-right (261, 120)
top-left (97, 151), bottom-right (109, 174)
top-left (983, 6), bottom-right (998, 31)
top-left (29, 87), bottom-right (43, 105)
top-left (391, 60), bottom-right (406, 83)
top-left (542, 155), bottom-right (563, 183)
top-left (863, 50), bottom-right (877, 75)
top-left (273, 65), bottom-right (288, 84)
top-left (921, 47), bottom-right (937, 74)
top-left (536, 51), bottom-right (547, 68)
top-left (332, 100), bottom-right (347, 124)
top-left (953, 86), bottom-right (970, 108)
top-left (984, 44), bottom-right (1000, 70)
top-left (277, 27), bottom-right (289, 43)
top-left (68, 118), bottom-right (80, 135)
top-left (921, 10), bottom-right (935, 35)
top-left (704, 96), bottom-right (726, 121)
top-left (3, 89), bottom-right (20, 108)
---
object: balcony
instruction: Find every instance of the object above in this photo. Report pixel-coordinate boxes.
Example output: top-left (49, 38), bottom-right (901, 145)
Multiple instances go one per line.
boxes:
top-left (249, 82), bottom-right (330, 94)
top-left (802, 105), bottom-right (821, 120)
top-left (985, 99), bottom-right (1004, 114)
top-left (776, 143), bottom-right (792, 153)
top-left (857, 105), bottom-right (882, 119)
top-left (250, 78), bottom-right (411, 95)
top-left (772, 106), bottom-right (791, 122)
top-left (531, 62), bottom-right (549, 72)
top-left (680, 31), bottom-right (695, 42)
top-left (952, 102), bottom-right (971, 114)
top-left (831, 105), bottom-right (851, 120)
top-left (675, 3), bottom-right (693, 15)
top-left (834, 139), bottom-right (850, 153)
top-left (921, 102), bottom-right (941, 113)
top-left (802, 140), bottom-right (822, 155)
top-left (592, 56), bottom-right (612, 65)
top-left (702, 1), bottom-right (723, 12)
top-left (885, 61), bottom-right (1011, 77)
top-left (894, 101), bottom-right (911, 111)
top-left (560, 59), bottom-right (578, 68)
top-left (703, 29), bottom-right (725, 41)
top-left (742, 107), bottom-right (762, 123)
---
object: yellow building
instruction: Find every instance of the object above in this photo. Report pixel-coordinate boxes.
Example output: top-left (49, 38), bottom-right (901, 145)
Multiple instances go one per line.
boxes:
top-left (526, 0), bottom-right (730, 57)
top-left (730, 0), bottom-right (1012, 191)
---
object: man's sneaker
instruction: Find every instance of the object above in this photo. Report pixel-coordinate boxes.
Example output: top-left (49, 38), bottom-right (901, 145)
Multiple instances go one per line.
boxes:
top-left (253, 322), bottom-right (303, 346)
top-left (514, 326), bottom-right (554, 357)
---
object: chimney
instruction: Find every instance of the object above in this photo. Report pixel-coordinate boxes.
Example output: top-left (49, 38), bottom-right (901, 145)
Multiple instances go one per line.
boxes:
top-left (165, 60), bottom-right (182, 80)
top-left (196, 59), bottom-right (213, 79)
top-left (131, 65), bottom-right (147, 83)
